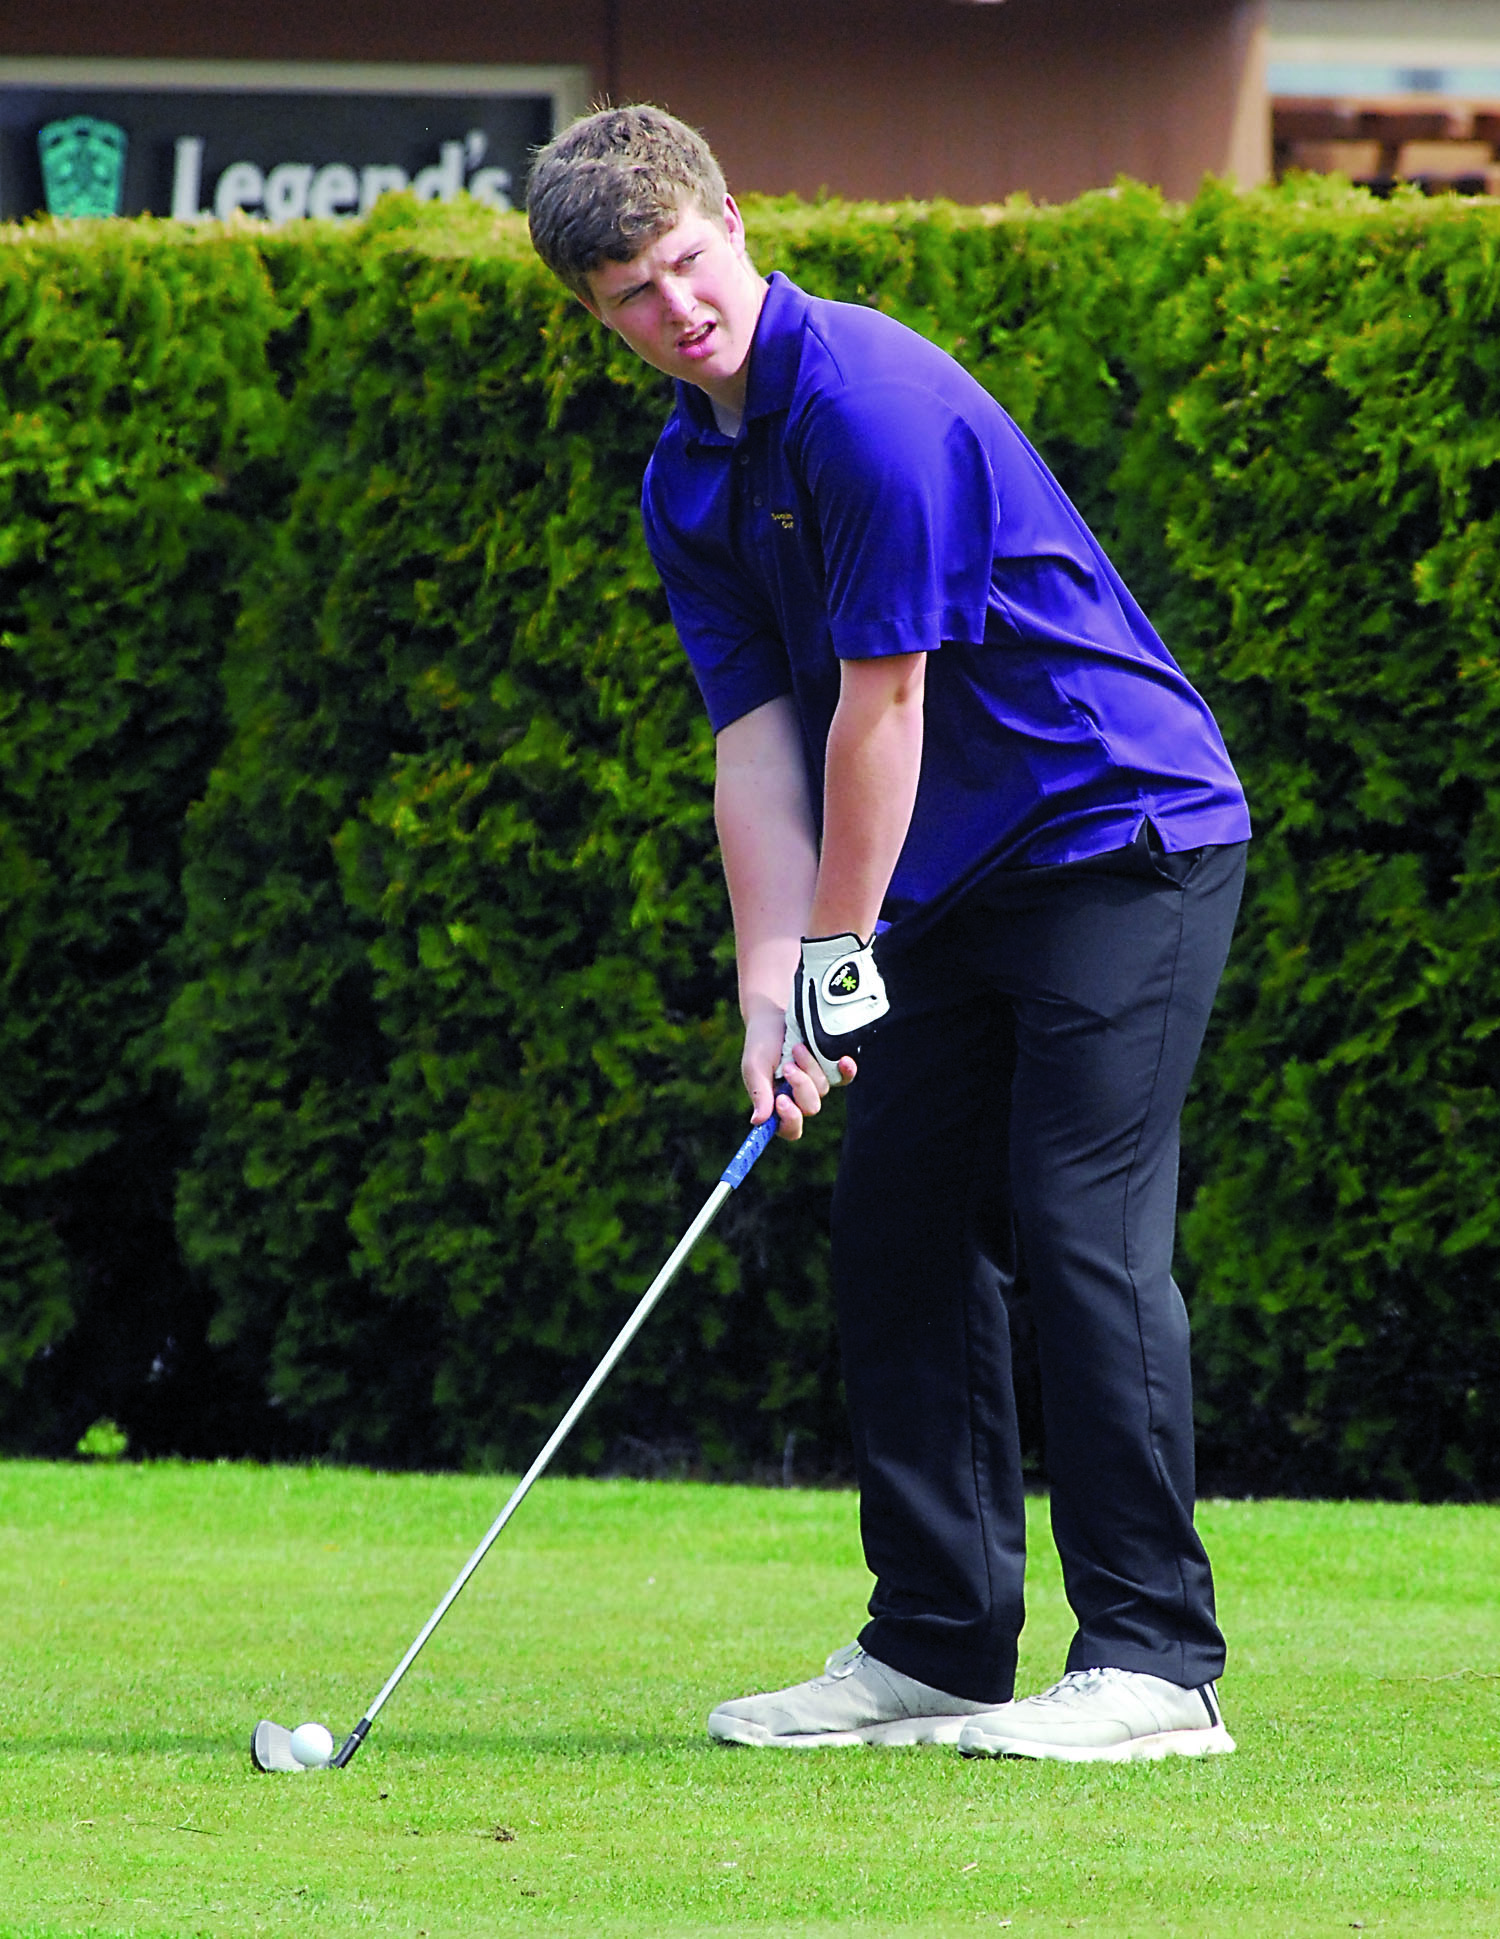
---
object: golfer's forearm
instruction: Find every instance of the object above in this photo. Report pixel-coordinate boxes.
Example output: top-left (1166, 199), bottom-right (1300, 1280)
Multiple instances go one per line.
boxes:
top-left (807, 654), bottom-right (925, 940)
top-left (714, 699), bottom-right (820, 1018)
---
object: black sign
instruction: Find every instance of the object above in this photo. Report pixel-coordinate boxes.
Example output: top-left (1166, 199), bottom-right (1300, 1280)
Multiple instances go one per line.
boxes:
top-left (0, 82), bottom-right (556, 222)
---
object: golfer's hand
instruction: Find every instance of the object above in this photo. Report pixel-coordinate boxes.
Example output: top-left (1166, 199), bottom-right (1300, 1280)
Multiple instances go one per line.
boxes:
top-left (742, 1009), bottom-right (855, 1142)
top-left (784, 934), bottom-right (889, 1086)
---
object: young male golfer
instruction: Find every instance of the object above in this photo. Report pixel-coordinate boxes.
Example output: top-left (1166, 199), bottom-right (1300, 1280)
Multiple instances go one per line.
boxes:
top-left (527, 107), bottom-right (1250, 1762)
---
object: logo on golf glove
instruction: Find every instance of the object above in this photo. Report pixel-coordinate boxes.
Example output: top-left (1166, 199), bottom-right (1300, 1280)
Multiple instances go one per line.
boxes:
top-left (781, 933), bottom-right (890, 1087)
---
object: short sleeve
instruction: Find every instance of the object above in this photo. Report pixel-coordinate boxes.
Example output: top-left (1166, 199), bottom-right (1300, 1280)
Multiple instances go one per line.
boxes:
top-left (798, 381), bottom-right (999, 659)
top-left (641, 464), bottom-right (792, 734)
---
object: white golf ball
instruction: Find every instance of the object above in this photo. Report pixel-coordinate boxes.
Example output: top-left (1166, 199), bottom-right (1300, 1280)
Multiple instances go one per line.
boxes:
top-left (289, 1721), bottom-right (334, 1768)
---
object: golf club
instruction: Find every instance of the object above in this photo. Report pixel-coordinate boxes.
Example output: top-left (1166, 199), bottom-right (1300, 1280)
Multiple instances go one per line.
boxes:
top-left (251, 1092), bottom-right (790, 1773)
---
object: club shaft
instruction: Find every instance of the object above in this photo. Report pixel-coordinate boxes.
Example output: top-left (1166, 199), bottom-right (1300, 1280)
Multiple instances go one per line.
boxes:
top-left (332, 1107), bottom-right (783, 1767)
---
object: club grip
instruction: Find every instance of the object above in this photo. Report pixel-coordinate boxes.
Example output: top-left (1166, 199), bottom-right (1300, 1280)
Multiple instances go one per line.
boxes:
top-left (719, 1082), bottom-right (793, 1190)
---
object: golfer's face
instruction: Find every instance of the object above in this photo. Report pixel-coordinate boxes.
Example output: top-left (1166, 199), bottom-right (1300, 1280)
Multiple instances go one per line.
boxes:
top-left (586, 196), bottom-right (764, 410)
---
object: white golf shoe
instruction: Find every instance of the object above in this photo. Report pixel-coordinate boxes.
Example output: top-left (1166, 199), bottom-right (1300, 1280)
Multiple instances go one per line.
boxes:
top-left (708, 1642), bottom-right (995, 1748)
top-left (958, 1666), bottom-right (1236, 1763)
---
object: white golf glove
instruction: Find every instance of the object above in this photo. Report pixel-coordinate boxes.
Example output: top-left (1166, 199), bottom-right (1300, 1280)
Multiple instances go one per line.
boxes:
top-left (781, 933), bottom-right (890, 1088)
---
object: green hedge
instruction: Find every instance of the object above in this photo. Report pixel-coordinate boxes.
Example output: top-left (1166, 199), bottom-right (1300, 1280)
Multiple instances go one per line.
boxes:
top-left (1117, 185), bottom-right (1500, 1495)
top-left (0, 225), bottom-right (294, 1453)
top-left (4, 180), bottom-right (1500, 1492)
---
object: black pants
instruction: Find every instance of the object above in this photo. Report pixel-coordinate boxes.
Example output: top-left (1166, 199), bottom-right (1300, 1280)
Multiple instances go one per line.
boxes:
top-left (832, 836), bottom-right (1247, 1704)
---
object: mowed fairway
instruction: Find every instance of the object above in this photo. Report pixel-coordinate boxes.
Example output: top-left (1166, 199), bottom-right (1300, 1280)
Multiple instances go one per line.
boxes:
top-left (0, 1464), bottom-right (1497, 1938)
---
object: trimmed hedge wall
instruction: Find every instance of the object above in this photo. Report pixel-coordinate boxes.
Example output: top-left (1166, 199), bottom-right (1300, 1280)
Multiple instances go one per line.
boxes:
top-left (0, 225), bottom-right (293, 1452)
top-left (4, 179), bottom-right (1500, 1492)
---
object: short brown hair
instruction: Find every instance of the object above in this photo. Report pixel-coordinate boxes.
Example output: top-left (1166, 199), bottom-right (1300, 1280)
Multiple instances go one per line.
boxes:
top-left (526, 105), bottom-right (727, 299)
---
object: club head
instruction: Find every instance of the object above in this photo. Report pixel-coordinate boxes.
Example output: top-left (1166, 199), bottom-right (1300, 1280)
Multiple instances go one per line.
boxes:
top-left (250, 1718), bottom-right (308, 1773)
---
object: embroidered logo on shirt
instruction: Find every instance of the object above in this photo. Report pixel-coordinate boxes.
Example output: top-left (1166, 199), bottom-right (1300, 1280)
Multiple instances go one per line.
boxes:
top-left (771, 509), bottom-right (796, 531)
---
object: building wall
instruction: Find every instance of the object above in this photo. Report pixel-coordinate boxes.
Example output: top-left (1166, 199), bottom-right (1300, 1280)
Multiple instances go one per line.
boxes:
top-left (621, 0), bottom-right (1270, 203)
top-left (1, 0), bottom-right (1270, 203)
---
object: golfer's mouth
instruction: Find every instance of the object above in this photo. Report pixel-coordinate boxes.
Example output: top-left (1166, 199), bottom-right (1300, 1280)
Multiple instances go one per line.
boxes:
top-left (677, 320), bottom-right (717, 358)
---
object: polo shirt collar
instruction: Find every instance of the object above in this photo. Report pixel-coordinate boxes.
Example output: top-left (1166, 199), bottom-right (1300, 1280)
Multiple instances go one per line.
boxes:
top-left (675, 271), bottom-right (808, 447)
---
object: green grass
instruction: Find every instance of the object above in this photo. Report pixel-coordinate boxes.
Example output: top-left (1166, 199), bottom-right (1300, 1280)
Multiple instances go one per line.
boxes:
top-left (1, 1463), bottom-right (1497, 1937)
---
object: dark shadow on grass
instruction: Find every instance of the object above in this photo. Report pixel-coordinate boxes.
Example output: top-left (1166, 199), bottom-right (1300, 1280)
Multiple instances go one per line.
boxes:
top-left (0, 1730), bottom-right (269, 1756)
top-left (356, 1727), bottom-right (706, 1759)
top-left (0, 1726), bottom-right (706, 1760)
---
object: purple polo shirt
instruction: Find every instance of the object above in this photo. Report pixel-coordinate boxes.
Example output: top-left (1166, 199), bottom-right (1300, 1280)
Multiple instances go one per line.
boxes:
top-left (641, 272), bottom-right (1250, 921)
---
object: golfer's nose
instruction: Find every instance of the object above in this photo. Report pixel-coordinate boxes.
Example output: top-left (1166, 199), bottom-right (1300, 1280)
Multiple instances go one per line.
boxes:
top-left (661, 277), bottom-right (695, 324)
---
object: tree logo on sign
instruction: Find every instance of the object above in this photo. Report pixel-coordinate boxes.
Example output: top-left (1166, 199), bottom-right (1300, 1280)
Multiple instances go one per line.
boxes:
top-left (39, 117), bottom-right (128, 218)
